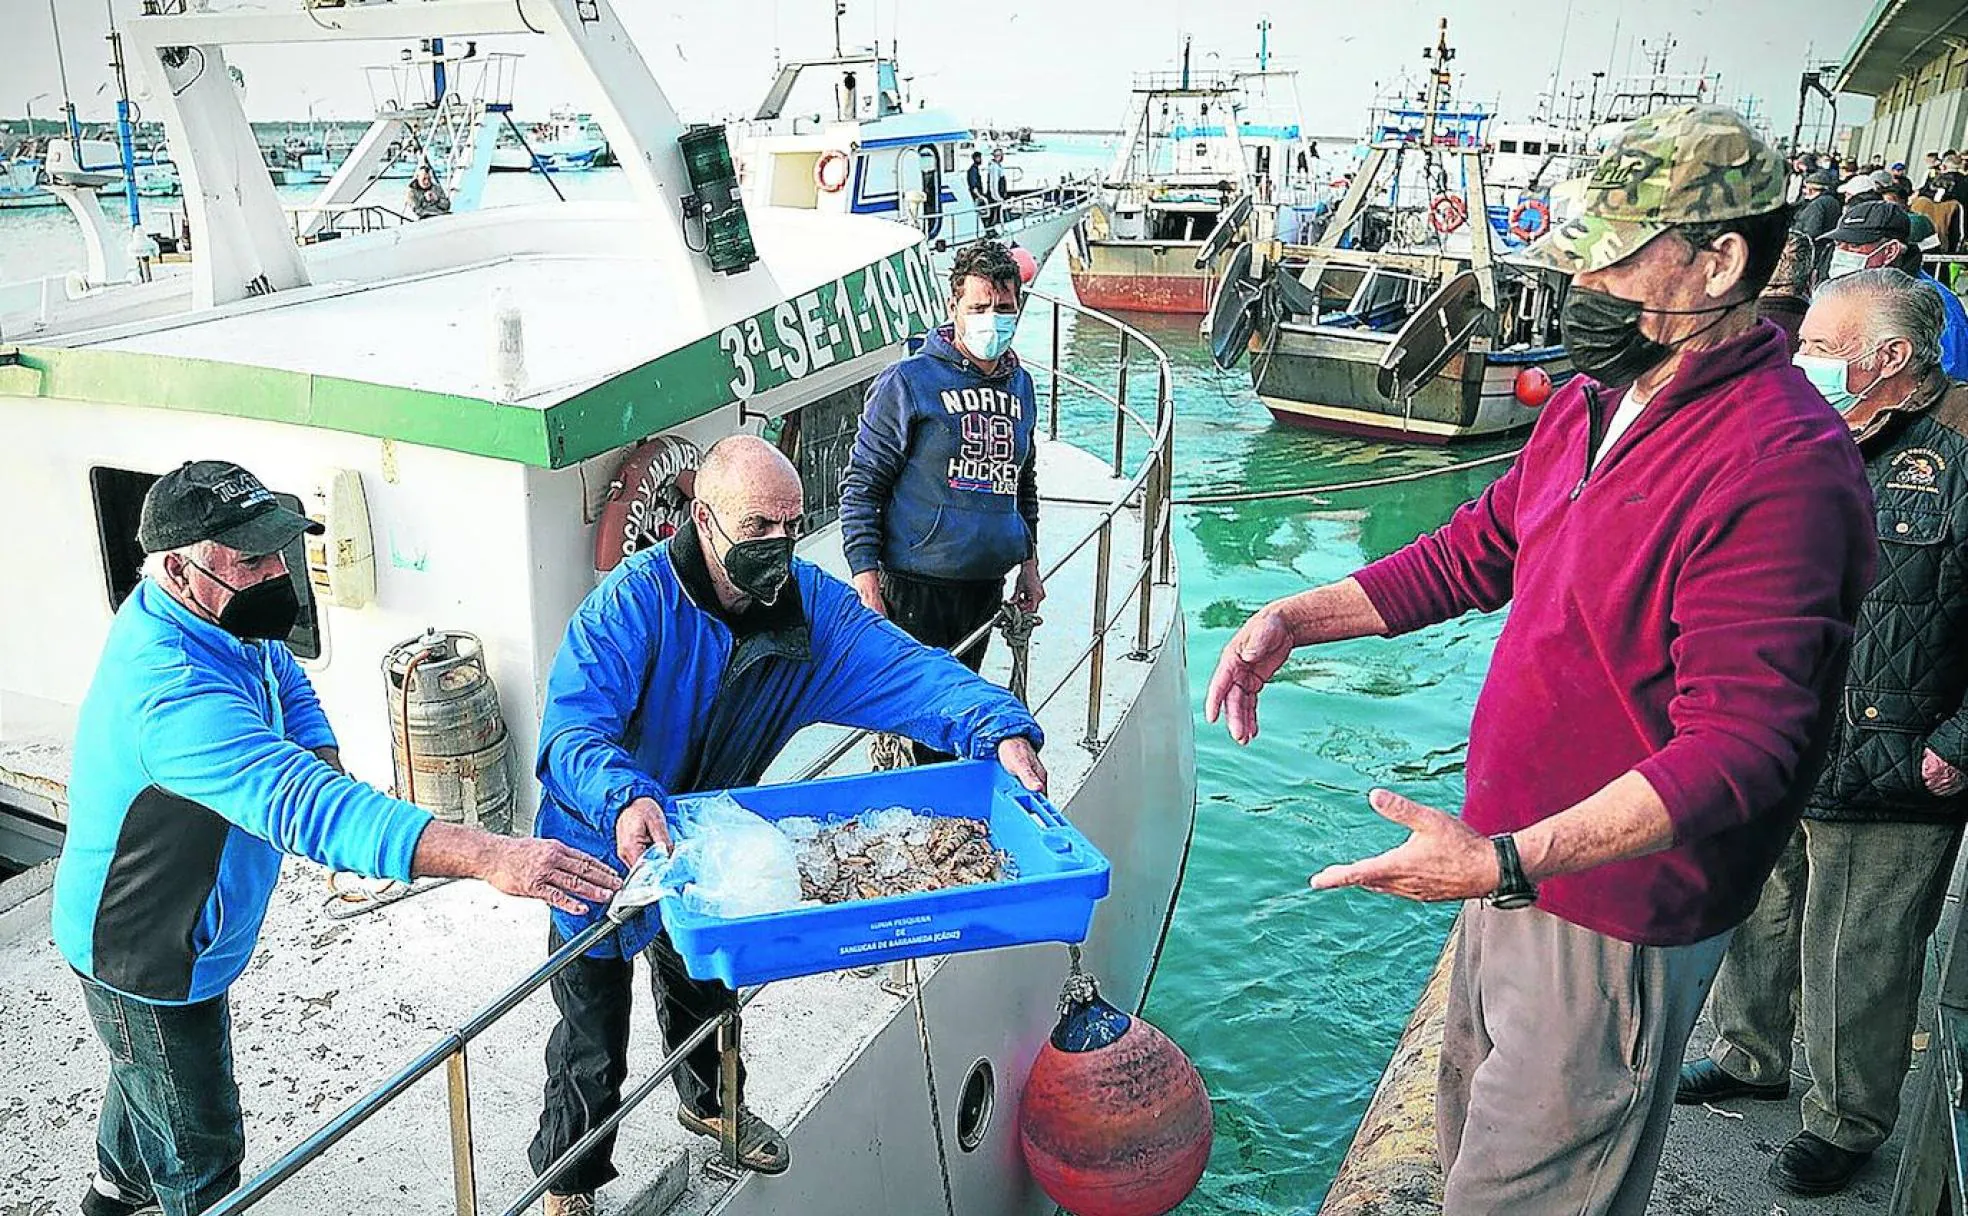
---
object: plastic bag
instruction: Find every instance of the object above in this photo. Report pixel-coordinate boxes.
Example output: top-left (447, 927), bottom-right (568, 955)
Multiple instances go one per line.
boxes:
top-left (652, 793), bottom-right (805, 919)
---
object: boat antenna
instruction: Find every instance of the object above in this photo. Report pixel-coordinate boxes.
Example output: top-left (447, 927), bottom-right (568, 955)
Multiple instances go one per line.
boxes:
top-left (47, 0), bottom-right (82, 158)
top-left (1256, 16), bottom-right (1271, 73)
top-left (833, 0), bottom-right (845, 59)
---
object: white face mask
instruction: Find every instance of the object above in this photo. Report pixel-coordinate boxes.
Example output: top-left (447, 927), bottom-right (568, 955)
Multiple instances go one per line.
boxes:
top-left (1826, 248), bottom-right (1871, 280)
top-left (1794, 351), bottom-right (1872, 413)
top-left (958, 312), bottom-right (1018, 362)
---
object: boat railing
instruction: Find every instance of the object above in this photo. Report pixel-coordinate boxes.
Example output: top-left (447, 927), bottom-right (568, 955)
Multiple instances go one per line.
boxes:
top-left (198, 290), bottom-right (1174, 1216)
top-left (283, 202), bottom-right (412, 241)
top-left (907, 175), bottom-right (1098, 244)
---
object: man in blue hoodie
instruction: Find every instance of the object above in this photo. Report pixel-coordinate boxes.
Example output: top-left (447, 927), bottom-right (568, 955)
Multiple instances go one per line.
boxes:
top-left (528, 436), bottom-right (1045, 1210)
top-left (839, 240), bottom-right (1044, 765)
top-left (52, 460), bottom-right (621, 1216)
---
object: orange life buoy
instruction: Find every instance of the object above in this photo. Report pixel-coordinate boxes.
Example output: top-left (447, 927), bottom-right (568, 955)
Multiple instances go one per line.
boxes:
top-left (816, 150), bottom-right (852, 194)
top-left (1509, 197), bottom-right (1552, 242)
top-left (593, 437), bottom-right (703, 579)
top-left (1428, 193), bottom-right (1468, 234)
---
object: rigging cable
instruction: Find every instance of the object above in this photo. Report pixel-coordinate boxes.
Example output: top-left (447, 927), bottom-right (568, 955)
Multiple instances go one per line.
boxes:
top-left (906, 958), bottom-right (961, 1216)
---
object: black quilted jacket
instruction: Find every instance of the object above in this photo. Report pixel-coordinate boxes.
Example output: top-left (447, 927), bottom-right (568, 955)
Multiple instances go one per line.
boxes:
top-left (1809, 371), bottom-right (1968, 823)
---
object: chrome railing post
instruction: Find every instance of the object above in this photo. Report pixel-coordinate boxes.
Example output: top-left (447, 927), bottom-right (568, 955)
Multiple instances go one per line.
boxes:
top-left (1084, 517), bottom-right (1112, 749)
top-left (1157, 370), bottom-right (1176, 583)
top-left (445, 1048), bottom-right (478, 1216)
top-left (718, 1011), bottom-right (744, 1172)
top-left (1112, 333), bottom-right (1131, 477)
top-left (1048, 297), bottom-right (1062, 441)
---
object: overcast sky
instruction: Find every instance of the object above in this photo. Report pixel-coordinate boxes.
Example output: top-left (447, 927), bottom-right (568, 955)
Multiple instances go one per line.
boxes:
top-left (2, 0), bottom-right (1875, 137)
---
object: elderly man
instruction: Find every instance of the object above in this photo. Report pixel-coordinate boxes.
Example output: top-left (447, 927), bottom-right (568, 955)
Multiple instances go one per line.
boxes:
top-left (527, 435), bottom-right (1045, 1213)
top-left (405, 162), bottom-right (450, 220)
top-left (840, 240), bottom-right (1044, 764)
top-left (1790, 167), bottom-right (1843, 243)
top-left (52, 460), bottom-right (618, 1216)
top-left (1825, 199), bottom-right (1968, 378)
top-left (1679, 269), bottom-right (1968, 1197)
top-left (1207, 106), bottom-right (1874, 1213)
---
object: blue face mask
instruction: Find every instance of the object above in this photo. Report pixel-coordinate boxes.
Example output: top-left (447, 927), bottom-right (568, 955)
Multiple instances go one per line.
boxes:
top-left (1794, 350), bottom-right (1876, 414)
top-left (958, 312), bottom-right (1018, 362)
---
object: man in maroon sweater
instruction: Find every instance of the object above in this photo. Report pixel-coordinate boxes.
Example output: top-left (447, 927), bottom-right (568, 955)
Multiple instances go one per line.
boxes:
top-left (1208, 107), bottom-right (1877, 1214)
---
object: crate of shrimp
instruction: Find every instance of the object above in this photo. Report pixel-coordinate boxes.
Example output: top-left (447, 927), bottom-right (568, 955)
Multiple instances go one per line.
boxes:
top-left (649, 760), bottom-right (1111, 987)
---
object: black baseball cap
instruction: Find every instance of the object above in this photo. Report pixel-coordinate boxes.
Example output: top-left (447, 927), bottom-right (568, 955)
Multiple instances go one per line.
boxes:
top-left (1806, 167), bottom-right (1841, 187)
top-left (138, 460), bottom-right (323, 556)
top-left (1825, 199), bottom-right (1912, 247)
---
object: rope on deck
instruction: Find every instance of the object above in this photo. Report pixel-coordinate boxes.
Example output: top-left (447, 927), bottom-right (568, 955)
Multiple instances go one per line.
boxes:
top-left (1174, 448), bottom-right (1524, 506)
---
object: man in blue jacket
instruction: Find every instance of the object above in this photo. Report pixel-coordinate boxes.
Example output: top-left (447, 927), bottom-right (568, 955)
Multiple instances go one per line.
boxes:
top-left (839, 240), bottom-right (1044, 765)
top-left (527, 435), bottom-right (1045, 1209)
top-left (1824, 199), bottom-right (1968, 379)
top-left (52, 460), bottom-right (620, 1216)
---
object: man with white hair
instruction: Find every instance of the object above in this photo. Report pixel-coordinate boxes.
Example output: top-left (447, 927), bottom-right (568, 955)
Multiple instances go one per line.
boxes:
top-left (528, 434), bottom-right (1047, 1211)
top-left (1681, 268), bottom-right (1968, 1197)
top-left (52, 460), bottom-right (621, 1216)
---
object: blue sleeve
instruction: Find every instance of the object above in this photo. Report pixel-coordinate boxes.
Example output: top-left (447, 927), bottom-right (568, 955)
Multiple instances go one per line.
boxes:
top-left (805, 573), bottom-right (1043, 755)
top-left (137, 669), bottom-right (431, 881)
top-left (269, 642), bottom-right (337, 751)
top-left (839, 365), bottom-right (914, 576)
top-left (1937, 282), bottom-right (1968, 380)
top-left (1017, 373), bottom-right (1040, 557)
top-left (536, 574), bottom-right (668, 835)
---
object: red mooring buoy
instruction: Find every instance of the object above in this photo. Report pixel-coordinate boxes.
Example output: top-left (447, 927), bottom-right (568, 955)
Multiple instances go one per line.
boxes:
top-left (1011, 245), bottom-right (1040, 284)
top-left (1019, 970), bottom-right (1212, 1216)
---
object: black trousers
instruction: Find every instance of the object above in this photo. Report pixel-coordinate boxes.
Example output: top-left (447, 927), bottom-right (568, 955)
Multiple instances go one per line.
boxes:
top-left (529, 927), bottom-right (743, 1196)
top-left (880, 569), bottom-right (1003, 765)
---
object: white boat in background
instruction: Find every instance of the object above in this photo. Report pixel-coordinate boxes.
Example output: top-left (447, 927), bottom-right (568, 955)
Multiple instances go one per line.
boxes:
top-left (729, 39), bottom-right (1094, 285)
top-left (491, 104), bottom-right (609, 172)
top-left (0, 4), bottom-right (1194, 1215)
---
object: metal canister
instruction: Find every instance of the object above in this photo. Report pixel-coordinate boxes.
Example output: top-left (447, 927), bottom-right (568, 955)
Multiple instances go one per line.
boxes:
top-left (382, 629), bottom-right (514, 834)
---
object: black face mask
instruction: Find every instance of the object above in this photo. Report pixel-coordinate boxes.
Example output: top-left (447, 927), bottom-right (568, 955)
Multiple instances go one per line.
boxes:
top-left (189, 562), bottom-right (301, 641)
top-left (1560, 288), bottom-right (1738, 390)
top-left (703, 510), bottom-right (795, 606)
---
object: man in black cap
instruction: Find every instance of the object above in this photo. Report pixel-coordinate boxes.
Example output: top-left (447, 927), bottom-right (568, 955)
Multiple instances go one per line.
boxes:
top-left (1791, 167), bottom-right (1844, 243)
top-left (49, 460), bottom-right (620, 1216)
top-left (1824, 199), bottom-right (1968, 379)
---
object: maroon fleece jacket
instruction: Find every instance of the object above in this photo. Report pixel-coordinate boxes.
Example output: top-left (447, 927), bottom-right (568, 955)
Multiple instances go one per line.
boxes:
top-left (1353, 321), bottom-right (1876, 946)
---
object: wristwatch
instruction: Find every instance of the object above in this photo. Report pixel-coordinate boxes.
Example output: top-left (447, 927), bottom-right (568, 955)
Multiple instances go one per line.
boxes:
top-left (1487, 834), bottom-right (1538, 910)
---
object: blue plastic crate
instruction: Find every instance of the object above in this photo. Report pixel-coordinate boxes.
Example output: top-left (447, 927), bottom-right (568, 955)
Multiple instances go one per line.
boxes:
top-left (657, 760), bottom-right (1111, 987)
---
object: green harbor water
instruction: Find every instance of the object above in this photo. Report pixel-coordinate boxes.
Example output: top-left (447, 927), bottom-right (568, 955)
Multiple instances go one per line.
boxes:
top-left (2, 153), bottom-right (1512, 1213)
top-left (1021, 252), bottom-right (1512, 1213)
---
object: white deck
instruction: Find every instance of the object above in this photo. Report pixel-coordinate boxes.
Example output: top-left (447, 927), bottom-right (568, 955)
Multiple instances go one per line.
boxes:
top-left (28, 204), bottom-right (925, 407)
top-left (0, 442), bottom-right (1183, 1215)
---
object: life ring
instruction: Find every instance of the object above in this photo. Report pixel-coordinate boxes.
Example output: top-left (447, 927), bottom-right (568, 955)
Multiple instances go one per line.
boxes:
top-left (816, 150), bottom-right (852, 194)
top-left (1509, 197), bottom-right (1552, 242)
top-left (1428, 193), bottom-right (1468, 234)
top-left (593, 437), bottom-right (703, 579)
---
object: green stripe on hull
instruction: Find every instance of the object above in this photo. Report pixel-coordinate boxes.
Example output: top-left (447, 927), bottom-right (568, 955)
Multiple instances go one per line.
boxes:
top-left (0, 245), bottom-right (942, 470)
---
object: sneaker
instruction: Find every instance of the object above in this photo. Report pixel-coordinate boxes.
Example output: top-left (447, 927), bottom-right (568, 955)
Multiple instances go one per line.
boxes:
top-left (80, 1177), bottom-right (157, 1216)
top-left (542, 1193), bottom-right (596, 1216)
top-left (677, 1104), bottom-right (791, 1175)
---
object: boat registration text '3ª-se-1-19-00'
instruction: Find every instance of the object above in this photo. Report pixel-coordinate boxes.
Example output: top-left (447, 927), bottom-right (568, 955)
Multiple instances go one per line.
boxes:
top-left (716, 245), bottom-right (944, 399)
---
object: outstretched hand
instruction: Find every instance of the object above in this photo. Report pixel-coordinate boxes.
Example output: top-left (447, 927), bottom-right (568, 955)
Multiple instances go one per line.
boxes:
top-left (997, 736), bottom-right (1048, 795)
top-left (615, 796), bottom-right (674, 870)
top-left (1204, 608), bottom-right (1296, 744)
top-left (480, 838), bottom-right (623, 916)
top-left (1310, 789), bottom-right (1501, 903)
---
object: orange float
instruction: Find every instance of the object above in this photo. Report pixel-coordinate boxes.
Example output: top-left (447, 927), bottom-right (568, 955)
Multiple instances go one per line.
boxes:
top-left (1019, 972), bottom-right (1212, 1216)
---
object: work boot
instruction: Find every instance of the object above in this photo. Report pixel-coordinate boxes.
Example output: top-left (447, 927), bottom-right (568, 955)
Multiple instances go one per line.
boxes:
top-left (678, 1104), bottom-right (791, 1175)
top-left (1674, 1058), bottom-right (1790, 1104)
top-left (542, 1192), bottom-right (596, 1216)
top-left (79, 1178), bottom-right (157, 1216)
top-left (1768, 1132), bottom-right (1871, 1197)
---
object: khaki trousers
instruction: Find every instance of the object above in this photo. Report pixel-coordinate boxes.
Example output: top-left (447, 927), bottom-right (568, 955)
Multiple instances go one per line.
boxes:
top-left (1706, 818), bottom-right (1962, 1152)
top-left (1437, 901), bottom-right (1731, 1215)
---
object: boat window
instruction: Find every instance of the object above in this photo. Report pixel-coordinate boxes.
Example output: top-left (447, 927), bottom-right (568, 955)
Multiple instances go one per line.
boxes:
top-left (772, 377), bottom-right (876, 532)
top-left (88, 466), bottom-right (322, 659)
top-left (1523, 141), bottom-right (1543, 155)
top-left (1498, 139), bottom-right (1518, 153)
top-left (859, 151), bottom-right (898, 200)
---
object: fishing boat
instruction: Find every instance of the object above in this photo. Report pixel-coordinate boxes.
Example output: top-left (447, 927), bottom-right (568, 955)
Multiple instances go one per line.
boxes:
top-left (491, 105), bottom-right (609, 172)
top-left (1067, 35), bottom-right (1324, 316)
top-left (0, 3), bottom-right (1194, 1214)
top-left (728, 15), bottom-right (1094, 287)
top-left (1204, 20), bottom-right (1574, 443)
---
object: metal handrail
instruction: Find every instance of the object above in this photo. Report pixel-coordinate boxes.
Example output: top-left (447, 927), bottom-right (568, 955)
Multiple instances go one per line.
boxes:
top-left (906, 175), bottom-right (1097, 239)
top-left (202, 291), bottom-right (1174, 1216)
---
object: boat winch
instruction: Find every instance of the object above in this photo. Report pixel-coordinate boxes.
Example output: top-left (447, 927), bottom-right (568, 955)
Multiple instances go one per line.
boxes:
top-left (383, 629), bottom-right (514, 834)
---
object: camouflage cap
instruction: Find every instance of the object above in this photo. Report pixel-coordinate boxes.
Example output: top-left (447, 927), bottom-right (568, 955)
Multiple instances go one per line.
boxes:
top-left (1515, 104), bottom-right (1786, 275)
